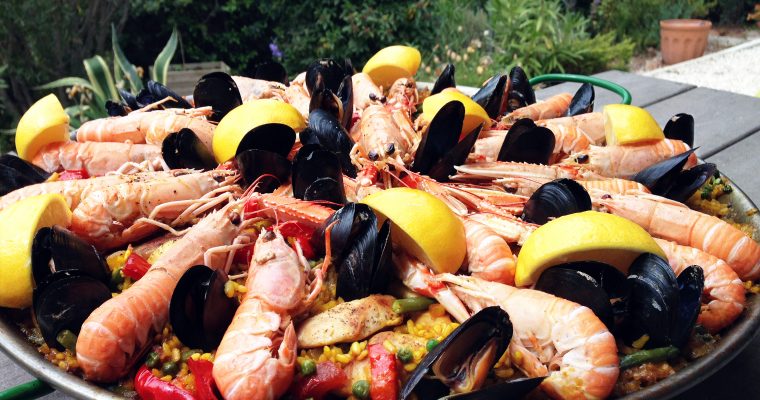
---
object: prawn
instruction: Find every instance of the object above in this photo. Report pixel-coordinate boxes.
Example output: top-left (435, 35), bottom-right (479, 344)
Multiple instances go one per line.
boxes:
top-left (232, 76), bottom-right (288, 102)
top-left (351, 72), bottom-right (383, 111)
top-left (243, 193), bottom-right (335, 230)
top-left (453, 161), bottom-right (604, 184)
top-left (537, 112), bottom-right (605, 144)
top-left (213, 225), bottom-right (333, 400)
top-left (76, 198), bottom-right (251, 382)
top-left (386, 77), bottom-right (418, 115)
top-left (350, 104), bottom-right (418, 169)
top-left (439, 274), bottom-right (619, 400)
top-left (493, 175), bottom-right (649, 197)
top-left (462, 218), bottom-right (517, 285)
top-left (471, 121), bottom-right (595, 163)
top-left (595, 193), bottom-right (760, 280)
top-left (284, 72), bottom-right (311, 119)
top-left (500, 93), bottom-right (573, 126)
top-left (655, 238), bottom-right (746, 333)
top-left (31, 141), bottom-right (164, 176)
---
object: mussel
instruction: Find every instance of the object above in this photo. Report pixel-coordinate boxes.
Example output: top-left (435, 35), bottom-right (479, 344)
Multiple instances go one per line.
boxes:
top-left (300, 109), bottom-right (356, 177)
top-left (565, 83), bottom-right (594, 117)
top-left (169, 265), bottom-right (239, 351)
top-left (292, 145), bottom-right (346, 205)
top-left (105, 100), bottom-right (129, 116)
top-left (471, 74), bottom-right (507, 119)
top-left (431, 63), bottom-right (456, 95)
top-left (193, 72), bottom-right (243, 122)
top-left (146, 80), bottom-right (192, 109)
top-left (32, 225), bottom-right (110, 286)
top-left (235, 149), bottom-right (291, 193)
top-left (632, 149), bottom-right (713, 202)
top-left (496, 118), bottom-right (555, 164)
top-left (316, 203), bottom-right (392, 301)
top-left (119, 88), bottom-right (140, 110)
top-left (253, 61), bottom-right (288, 85)
top-left (0, 154), bottom-right (51, 196)
top-left (235, 123), bottom-right (296, 158)
top-left (521, 179), bottom-right (591, 224)
top-left (401, 306), bottom-right (519, 400)
top-left (664, 113), bottom-right (694, 148)
top-left (305, 58), bottom-right (349, 94)
top-left (162, 128), bottom-right (217, 170)
top-left (505, 66), bottom-right (535, 112)
top-left (667, 163), bottom-right (717, 203)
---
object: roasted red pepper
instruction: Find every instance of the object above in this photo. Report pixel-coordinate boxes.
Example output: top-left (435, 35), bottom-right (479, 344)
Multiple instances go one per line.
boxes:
top-left (293, 361), bottom-right (347, 400)
top-left (58, 169), bottom-right (89, 180)
top-left (134, 365), bottom-right (196, 400)
top-left (232, 244), bottom-right (255, 265)
top-left (278, 221), bottom-right (316, 259)
top-left (369, 343), bottom-right (399, 400)
top-left (122, 253), bottom-right (151, 280)
top-left (187, 358), bottom-right (217, 400)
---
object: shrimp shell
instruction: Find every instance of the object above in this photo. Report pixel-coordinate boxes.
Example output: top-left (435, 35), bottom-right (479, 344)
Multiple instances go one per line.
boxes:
top-left (462, 218), bottom-right (517, 285)
top-left (32, 141), bottom-right (164, 176)
top-left (501, 93), bottom-right (573, 125)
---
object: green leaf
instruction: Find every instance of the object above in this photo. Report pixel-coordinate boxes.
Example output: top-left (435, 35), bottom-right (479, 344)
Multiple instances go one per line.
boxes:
top-left (111, 24), bottom-right (143, 92)
top-left (151, 28), bottom-right (178, 84)
top-left (84, 55), bottom-right (120, 105)
top-left (35, 77), bottom-right (95, 92)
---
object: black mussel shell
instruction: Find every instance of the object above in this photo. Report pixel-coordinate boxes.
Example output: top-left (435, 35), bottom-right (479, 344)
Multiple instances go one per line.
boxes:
top-left (672, 265), bottom-right (704, 348)
top-left (665, 163), bottom-right (717, 203)
top-left (170, 265), bottom-right (238, 351)
top-left (535, 265), bottom-right (614, 327)
top-left (471, 75), bottom-right (507, 119)
top-left (302, 109), bottom-right (356, 177)
top-left (235, 149), bottom-right (291, 193)
top-left (235, 123), bottom-right (296, 158)
top-left (119, 89), bottom-right (140, 110)
top-left (624, 253), bottom-right (680, 347)
top-left (135, 88), bottom-right (157, 108)
top-left (343, 58), bottom-right (355, 75)
top-left (439, 377), bottom-right (545, 400)
top-left (105, 100), bottom-right (129, 116)
top-left (33, 270), bottom-right (111, 350)
top-left (664, 113), bottom-right (694, 148)
top-left (306, 59), bottom-right (346, 94)
top-left (565, 83), bottom-right (594, 117)
top-left (370, 220), bottom-right (393, 294)
top-left (253, 61), bottom-right (288, 85)
top-left (147, 80), bottom-right (192, 109)
top-left (431, 64), bottom-right (456, 95)
top-left (193, 72), bottom-right (243, 122)
top-left (292, 146), bottom-right (345, 204)
top-left (162, 128), bottom-right (217, 170)
top-left (0, 154), bottom-right (51, 196)
top-left (337, 74), bottom-right (354, 130)
top-left (413, 101), bottom-right (465, 176)
top-left (309, 79), bottom-right (343, 123)
top-left (427, 124), bottom-right (483, 182)
top-left (401, 307), bottom-right (512, 400)
top-left (32, 226), bottom-right (109, 288)
top-left (497, 118), bottom-right (555, 164)
top-left (564, 261), bottom-right (630, 300)
top-left (521, 178), bottom-right (591, 224)
top-left (506, 66), bottom-right (535, 112)
top-left (632, 149), bottom-right (696, 196)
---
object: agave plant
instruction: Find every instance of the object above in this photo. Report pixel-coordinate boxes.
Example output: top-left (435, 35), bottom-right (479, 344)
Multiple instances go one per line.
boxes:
top-left (36, 25), bottom-right (178, 128)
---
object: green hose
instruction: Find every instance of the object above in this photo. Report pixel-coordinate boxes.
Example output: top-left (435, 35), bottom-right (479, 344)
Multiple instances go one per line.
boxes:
top-left (529, 73), bottom-right (633, 105)
top-left (0, 379), bottom-right (53, 400)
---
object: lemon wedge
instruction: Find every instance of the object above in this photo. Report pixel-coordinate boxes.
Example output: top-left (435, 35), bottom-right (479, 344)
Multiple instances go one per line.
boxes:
top-left (15, 94), bottom-right (70, 161)
top-left (0, 193), bottom-right (72, 308)
top-left (604, 104), bottom-right (664, 145)
top-left (422, 89), bottom-right (490, 141)
top-left (212, 99), bottom-right (305, 163)
top-left (515, 211), bottom-right (665, 286)
top-left (362, 45), bottom-right (422, 89)
top-left (361, 187), bottom-right (465, 274)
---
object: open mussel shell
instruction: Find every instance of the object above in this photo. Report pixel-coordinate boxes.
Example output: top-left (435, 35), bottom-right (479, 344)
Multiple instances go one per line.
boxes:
top-left (664, 113), bottom-right (694, 148)
top-left (535, 263), bottom-right (616, 328)
top-left (235, 149), bottom-right (291, 193)
top-left (309, 78), bottom-right (343, 124)
top-left (170, 265), bottom-right (238, 351)
top-left (31, 226), bottom-right (109, 288)
top-left (497, 118), bottom-right (555, 164)
top-left (401, 306), bottom-right (513, 400)
top-left (306, 59), bottom-right (346, 94)
top-left (235, 123), bottom-right (296, 158)
top-left (337, 74), bottom-right (354, 130)
top-left (292, 145), bottom-right (345, 205)
top-left (632, 149), bottom-right (697, 197)
top-left (147, 80), bottom-right (192, 109)
top-left (666, 163), bottom-right (717, 203)
top-left (413, 101), bottom-right (465, 176)
top-left (33, 270), bottom-right (111, 351)
top-left (439, 377), bottom-right (546, 400)
top-left (427, 124), bottom-right (483, 182)
top-left (119, 89), bottom-right (140, 110)
top-left (253, 61), bottom-right (288, 85)
top-left (0, 154), bottom-right (51, 196)
top-left (301, 109), bottom-right (356, 177)
top-left (521, 179), bottom-right (591, 224)
top-left (105, 100), bottom-right (129, 117)
top-left (672, 265), bottom-right (704, 348)
top-left (471, 74), bottom-right (507, 119)
top-left (162, 128), bottom-right (217, 170)
top-left (624, 253), bottom-right (680, 347)
top-left (193, 72), bottom-right (243, 122)
top-left (431, 63), bottom-right (456, 95)
top-left (565, 83), bottom-right (594, 116)
top-left (506, 66), bottom-right (535, 112)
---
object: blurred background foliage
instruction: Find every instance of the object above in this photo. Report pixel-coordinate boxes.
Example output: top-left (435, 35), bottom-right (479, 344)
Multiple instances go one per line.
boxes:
top-left (1, 0), bottom-right (757, 148)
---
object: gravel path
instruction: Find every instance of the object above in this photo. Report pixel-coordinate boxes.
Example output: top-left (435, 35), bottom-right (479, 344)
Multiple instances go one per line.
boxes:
top-left (644, 38), bottom-right (760, 97)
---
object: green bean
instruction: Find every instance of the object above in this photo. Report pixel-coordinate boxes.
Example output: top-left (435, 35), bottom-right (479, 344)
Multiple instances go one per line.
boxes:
top-left (300, 359), bottom-right (316, 375)
top-left (352, 380), bottom-right (370, 399)
top-left (620, 346), bottom-right (679, 369)
top-left (392, 297), bottom-right (435, 314)
top-left (161, 361), bottom-right (179, 376)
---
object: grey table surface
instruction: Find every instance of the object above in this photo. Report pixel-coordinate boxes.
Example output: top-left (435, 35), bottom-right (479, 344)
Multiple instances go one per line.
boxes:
top-left (2, 71), bottom-right (760, 399)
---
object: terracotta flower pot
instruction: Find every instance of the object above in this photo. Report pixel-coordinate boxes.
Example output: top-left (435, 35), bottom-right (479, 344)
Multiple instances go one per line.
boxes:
top-left (660, 19), bottom-right (712, 65)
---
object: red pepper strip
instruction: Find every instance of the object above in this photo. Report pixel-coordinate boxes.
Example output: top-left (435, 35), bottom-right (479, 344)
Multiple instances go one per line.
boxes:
top-left (293, 361), bottom-right (348, 400)
top-left (232, 244), bottom-right (255, 265)
top-left (134, 365), bottom-right (196, 400)
top-left (187, 359), bottom-right (217, 400)
top-left (278, 221), bottom-right (316, 259)
top-left (369, 343), bottom-right (399, 400)
top-left (58, 169), bottom-right (89, 180)
top-left (122, 253), bottom-right (151, 280)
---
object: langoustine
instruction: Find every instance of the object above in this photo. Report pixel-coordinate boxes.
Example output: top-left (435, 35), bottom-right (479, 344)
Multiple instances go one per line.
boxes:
top-left (32, 141), bottom-right (164, 176)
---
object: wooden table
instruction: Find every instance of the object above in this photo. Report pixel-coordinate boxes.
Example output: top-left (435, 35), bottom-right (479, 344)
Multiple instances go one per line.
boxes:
top-left (2, 71), bottom-right (760, 399)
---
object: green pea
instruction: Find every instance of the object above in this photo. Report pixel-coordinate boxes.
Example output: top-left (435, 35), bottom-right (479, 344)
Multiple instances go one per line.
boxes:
top-left (397, 348), bottom-right (413, 363)
top-left (723, 185), bottom-right (733, 194)
top-left (145, 352), bottom-right (160, 368)
top-left (110, 268), bottom-right (124, 287)
top-left (300, 359), bottom-right (316, 375)
top-left (352, 380), bottom-right (370, 399)
top-left (426, 339), bottom-right (440, 352)
top-left (161, 361), bottom-right (179, 376)
top-left (181, 349), bottom-right (202, 362)
top-left (56, 330), bottom-right (78, 353)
